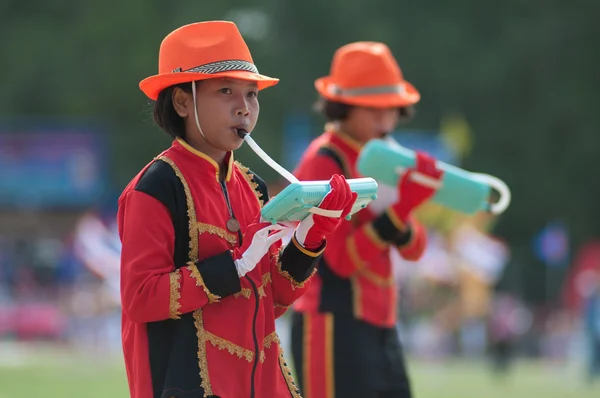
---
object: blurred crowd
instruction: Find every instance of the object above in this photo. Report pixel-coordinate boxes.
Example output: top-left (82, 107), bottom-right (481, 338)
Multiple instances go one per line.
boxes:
top-left (1, 196), bottom-right (599, 382)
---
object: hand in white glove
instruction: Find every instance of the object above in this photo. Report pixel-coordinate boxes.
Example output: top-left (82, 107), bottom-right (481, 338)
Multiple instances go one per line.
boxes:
top-left (234, 222), bottom-right (292, 277)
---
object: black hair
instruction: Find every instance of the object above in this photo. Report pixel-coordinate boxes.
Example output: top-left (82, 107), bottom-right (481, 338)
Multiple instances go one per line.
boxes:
top-left (314, 97), bottom-right (415, 122)
top-left (152, 82), bottom-right (193, 138)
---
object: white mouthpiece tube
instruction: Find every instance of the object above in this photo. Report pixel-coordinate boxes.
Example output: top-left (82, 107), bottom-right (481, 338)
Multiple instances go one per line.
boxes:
top-left (243, 134), bottom-right (299, 184)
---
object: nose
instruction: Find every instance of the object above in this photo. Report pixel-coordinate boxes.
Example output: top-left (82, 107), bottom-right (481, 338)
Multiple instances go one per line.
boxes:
top-left (235, 96), bottom-right (250, 117)
top-left (236, 106), bottom-right (250, 116)
top-left (378, 108), bottom-right (398, 131)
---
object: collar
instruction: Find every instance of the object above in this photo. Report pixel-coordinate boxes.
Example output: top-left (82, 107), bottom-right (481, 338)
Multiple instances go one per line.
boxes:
top-left (173, 138), bottom-right (234, 182)
top-left (325, 124), bottom-right (363, 155)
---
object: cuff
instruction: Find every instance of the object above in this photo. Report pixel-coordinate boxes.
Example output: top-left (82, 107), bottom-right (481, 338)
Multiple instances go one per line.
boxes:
top-left (372, 209), bottom-right (412, 245)
top-left (187, 251), bottom-right (241, 302)
top-left (396, 219), bottom-right (426, 257)
top-left (277, 235), bottom-right (325, 288)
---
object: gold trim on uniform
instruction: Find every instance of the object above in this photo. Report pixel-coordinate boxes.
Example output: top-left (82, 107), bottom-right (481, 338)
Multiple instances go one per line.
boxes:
top-left (205, 331), bottom-right (254, 362)
top-left (199, 325), bottom-right (282, 367)
top-left (351, 277), bottom-right (363, 318)
top-left (346, 235), bottom-right (368, 271)
top-left (176, 138), bottom-right (234, 182)
top-left (233, 289), bottom-right (252, 299)
top-left (259, 272), bottom-right (272, 298)
top-left (235, 161), bottom-right (264, 207)
top-left (260, 331), bottom-right (281, 363)
top-left (234, 272), bottom-right (272, 299)
top-left (159, 154), bottom-right (215, 395)
top-left (157, 155), bottom-right (199, 260)
top-left (363, 223), bottom-right (388, 250)
top-left (386, 208), bottom-right (408, 233)
top-left (187, 262), bottom-right (221, 303)
top-left (193, 310), bottom-right (213, 396)
top-left (360, 268), bottom-right (394, 287)
top-left (159, 152), bottom-right (283, 396)
top-left (196, 222), bottom-right (237, 244)
top-left (264, 331), bottom-right (280, 349)
top-left (302, 313), bottom-right (312, 397)
top-left (276, 248), bottom-right (317, 290)
top-left (279, 346), bottom-right (302, 398)
top-left (396, 223), bottom-right (416, 250)
top-left (168, 269), bottom-right (182, 319)
top-left (331, 129), bottom-right (363, 154)
top-left (292, 235), bottom-right (326, 257)
top-left (324, 313), bottom-right (335, 398)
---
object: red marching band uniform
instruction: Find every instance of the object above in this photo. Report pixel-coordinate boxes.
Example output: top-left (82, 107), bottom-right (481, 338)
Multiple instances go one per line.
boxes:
top-left (292, 130), bottom-right (427, 326)
top-left (119, 140), bottom-right (315, 398)
top-left (290, 42), bottom-right (443, 398)
top-left (118, 22), bottom-right (357, 398)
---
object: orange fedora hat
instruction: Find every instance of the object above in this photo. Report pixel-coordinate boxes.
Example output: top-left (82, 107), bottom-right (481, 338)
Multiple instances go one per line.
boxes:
top-left (140, 21), bottom-right (279, 100)
top-left (315, 42), bottom-right (420, 108)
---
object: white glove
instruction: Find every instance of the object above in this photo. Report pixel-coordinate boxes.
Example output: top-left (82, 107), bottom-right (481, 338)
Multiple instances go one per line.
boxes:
top-left (233, 223), bottom-right (292, 277)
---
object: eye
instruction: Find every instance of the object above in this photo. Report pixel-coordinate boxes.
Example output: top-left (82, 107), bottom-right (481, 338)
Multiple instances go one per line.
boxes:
top-left (247, 91), bottom-right (258, 99)
top-left (219, 88), bottom-right (232, 94)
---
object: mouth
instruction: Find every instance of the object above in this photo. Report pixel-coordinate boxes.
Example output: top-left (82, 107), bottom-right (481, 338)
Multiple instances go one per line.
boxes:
top-left (232, 126), bottom-right (249, 139)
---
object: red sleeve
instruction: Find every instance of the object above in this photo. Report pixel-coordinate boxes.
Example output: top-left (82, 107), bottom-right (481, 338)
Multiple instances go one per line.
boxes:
top-left (396, 218), bottom-right (427, 261)
top-left (295, 154), bottom-right (429, 278)
top-left (268, 235), bottom-right (324, 312)
top-left (118, 190), bottom-right (241, 323)
top-left (294, 155), bottom-right (391, 277)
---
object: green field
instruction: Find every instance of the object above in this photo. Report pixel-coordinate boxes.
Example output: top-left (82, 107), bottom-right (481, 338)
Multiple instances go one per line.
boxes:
top-left (0, 345), bottom-right (598, 398)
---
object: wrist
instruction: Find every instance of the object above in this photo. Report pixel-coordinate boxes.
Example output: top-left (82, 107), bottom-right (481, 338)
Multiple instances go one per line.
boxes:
top-left (372, 208), bottom-right (412, 243)
top-left (387, 205), bottom-right (411, 232)
top-left (293, 232), bottom-right (326, 254)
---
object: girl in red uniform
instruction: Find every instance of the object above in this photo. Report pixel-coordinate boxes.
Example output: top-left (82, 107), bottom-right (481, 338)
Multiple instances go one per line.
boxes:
top-left (290, 42), bottom-right (443, 398)
top-left (118, 21), bottom-right (356, 398)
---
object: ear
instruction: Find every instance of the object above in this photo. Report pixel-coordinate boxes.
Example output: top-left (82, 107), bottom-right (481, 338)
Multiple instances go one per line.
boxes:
top-left (172, 87), bottom-right (191, 118)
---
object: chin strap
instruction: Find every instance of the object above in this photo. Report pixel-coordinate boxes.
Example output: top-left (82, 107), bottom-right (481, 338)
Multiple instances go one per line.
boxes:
top-left (191, 81), bottom-right (220, 150)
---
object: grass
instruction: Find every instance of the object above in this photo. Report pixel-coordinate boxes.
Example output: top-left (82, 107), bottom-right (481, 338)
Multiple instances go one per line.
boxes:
top-left (409, 359), bottom-right (599, 398)
top-left (0, 344), bottom-right (598, 397)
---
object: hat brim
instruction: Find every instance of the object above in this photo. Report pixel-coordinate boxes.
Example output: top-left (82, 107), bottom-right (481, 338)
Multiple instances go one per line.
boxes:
top-left (140, 70), bottom-right (279, 101)
top-left (314, 76), bottom-right (420, 108)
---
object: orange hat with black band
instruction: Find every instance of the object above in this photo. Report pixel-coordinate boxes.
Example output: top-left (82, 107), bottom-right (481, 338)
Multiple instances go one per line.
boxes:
top-left (315, 42), bottom-right (420, 108)
top-left (140, 21), bottom-right (279, 100)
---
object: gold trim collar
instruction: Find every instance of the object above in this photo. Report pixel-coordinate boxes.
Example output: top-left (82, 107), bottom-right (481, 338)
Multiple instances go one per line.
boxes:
top-left (175, 138), bottom-right (234, 181)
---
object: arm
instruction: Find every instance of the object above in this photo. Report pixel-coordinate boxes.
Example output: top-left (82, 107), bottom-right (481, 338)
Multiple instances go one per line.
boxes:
top-left (119, 190), bottom-right (241, 323)
top-left (394, 217), bottom-right (427, 260)
top-left (295, 155), bottom-right (422, 278)
top-left (247, 170), bottom-right (325, 310)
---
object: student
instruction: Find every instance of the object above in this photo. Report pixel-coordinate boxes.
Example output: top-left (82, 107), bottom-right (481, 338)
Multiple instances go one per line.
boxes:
top-left (118, 21), bottom-right (357, 398)
top-left (290, 42), bottom-right (443, 398)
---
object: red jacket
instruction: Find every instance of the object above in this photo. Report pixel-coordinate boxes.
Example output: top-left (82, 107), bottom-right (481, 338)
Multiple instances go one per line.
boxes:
top-left (118, 138), bottom-right (321, 398)
top-left (292, 130), bottom-right (427, 327)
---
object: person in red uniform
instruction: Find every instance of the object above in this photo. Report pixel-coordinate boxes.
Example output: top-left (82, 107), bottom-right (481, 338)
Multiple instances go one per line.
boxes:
top-left (290, 42), bottom-right (444, 398)
top-left (118, 21), bottom-right (357, 398)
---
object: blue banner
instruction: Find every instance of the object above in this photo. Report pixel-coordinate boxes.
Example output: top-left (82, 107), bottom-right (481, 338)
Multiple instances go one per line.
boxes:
top-left (533, 221), bottom-right (570, 267)
top-left (0, 129), bottom-right (108, 208)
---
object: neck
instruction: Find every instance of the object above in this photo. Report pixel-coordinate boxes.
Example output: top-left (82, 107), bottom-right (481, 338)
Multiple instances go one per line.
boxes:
top-left (185, 135), bottom-right (227, 167)
top-left (334, 122), bottom-right (363, 144)
top-left (332, 123), bottom-right (366, 150)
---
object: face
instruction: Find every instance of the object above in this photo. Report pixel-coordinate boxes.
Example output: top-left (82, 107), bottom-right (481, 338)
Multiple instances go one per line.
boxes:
top-left (342, 106), bottom-right (399, 144)
top-left (173, 78), bottom-right (259, 153)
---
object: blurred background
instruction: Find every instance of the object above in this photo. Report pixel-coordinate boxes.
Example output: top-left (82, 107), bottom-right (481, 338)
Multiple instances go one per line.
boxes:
top-left (1, 1), bottom-right (600, 397)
